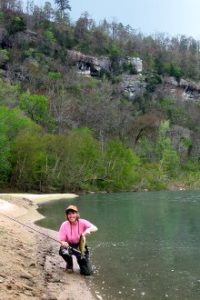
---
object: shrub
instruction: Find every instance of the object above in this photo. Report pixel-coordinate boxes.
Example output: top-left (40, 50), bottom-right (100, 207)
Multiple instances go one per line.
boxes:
top-left (48, 71), bottom-right (62, 80)
top-left (0, 49), bottom-right (9, 66)
top-left (7, 16), bottom-right (26, 35)
top-left (19, 92), bottom-right (50, 125)
top-left (100, 139), bottom-right (140, 190)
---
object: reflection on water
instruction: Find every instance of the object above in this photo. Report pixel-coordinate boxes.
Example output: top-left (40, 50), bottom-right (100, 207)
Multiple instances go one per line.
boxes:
top-left (36, 191), bottom-right (200, 299)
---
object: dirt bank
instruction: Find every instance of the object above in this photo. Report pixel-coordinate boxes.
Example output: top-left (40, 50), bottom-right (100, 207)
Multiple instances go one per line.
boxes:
top-left (0, 193), bottom-right (96, 300)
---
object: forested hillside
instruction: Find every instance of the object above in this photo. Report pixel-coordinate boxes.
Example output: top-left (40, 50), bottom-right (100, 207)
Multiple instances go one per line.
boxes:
top-left (1, 0), bottom-right (200, 192)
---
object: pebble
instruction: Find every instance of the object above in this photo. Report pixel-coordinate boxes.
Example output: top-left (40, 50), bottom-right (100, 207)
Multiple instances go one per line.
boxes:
top-left (20, 272), bottom-right (32, 280)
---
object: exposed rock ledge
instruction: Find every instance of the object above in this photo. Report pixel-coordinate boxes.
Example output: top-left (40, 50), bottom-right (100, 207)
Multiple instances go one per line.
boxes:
top-left (0, 194), bottom-right (96, 300)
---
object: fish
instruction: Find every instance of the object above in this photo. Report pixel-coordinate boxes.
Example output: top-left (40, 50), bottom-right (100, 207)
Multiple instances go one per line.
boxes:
top-left (79, 234), bottom-right (86, 257)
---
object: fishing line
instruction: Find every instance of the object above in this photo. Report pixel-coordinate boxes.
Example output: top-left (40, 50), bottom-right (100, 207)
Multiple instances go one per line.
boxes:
top-left (0, 211), bottom-right (81, 254)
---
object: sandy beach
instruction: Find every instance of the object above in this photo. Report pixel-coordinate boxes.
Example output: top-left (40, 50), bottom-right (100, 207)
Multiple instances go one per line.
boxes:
top-left (0, 193), bottom-right (96, 300)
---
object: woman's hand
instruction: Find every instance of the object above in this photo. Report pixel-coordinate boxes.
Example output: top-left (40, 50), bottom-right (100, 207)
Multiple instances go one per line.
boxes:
top-left (82, 228), bottom-right (91, 236)
top-left (61, 241), bottom-right (69, 248)
top-left (82, 224), bottom-right (98, 237)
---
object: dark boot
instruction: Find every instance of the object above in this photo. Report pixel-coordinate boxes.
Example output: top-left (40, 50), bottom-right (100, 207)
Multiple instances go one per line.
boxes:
top-left (59, 246), bottom-right (73, 270)
top-left (77, 247), bottom-right (93, 276)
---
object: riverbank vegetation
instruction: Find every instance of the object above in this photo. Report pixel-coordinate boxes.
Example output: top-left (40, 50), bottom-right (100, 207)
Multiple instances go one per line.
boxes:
top-left (1, 1), bottom-right (200, 192)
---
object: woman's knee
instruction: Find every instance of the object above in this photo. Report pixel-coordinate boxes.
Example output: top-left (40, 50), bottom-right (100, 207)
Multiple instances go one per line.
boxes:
top-left (59, 246), bottom-right (71, 257)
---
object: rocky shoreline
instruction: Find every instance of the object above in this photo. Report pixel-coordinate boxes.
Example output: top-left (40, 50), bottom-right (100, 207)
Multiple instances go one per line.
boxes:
top-left (0, 194), bottom-right (96, 300)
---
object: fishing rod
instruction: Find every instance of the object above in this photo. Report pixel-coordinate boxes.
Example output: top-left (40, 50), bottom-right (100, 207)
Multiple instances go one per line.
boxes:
top-left (0, 212), bottom-right (81, 254)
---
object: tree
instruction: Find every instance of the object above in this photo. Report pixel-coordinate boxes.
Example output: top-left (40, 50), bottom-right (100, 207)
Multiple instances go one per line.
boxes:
top-left (156, 120), bottom-right (180, 177)
top-left (0, 105), bottom-right (38, 185)
top-left (101, 139), bottom-right (140, 190)
top-left (0, 79), bottom-right (20, 108)
top-left (0, 120), bottom-right (11, 183)
top-left (0, 0), bottom-right (22, 11)
top-left (74, 12), bottom-right (95, 52)
top-left (19, 92), bottom-right (51, 128)
top-left (54, 0), bottom-right (71, 20)
top-left (56, 128), bottom-right (100, 191)
top-left (6, 15), bottom-right (26, 34)
top-left (11, 130), bottom-right (46, 190)
top-left (43, 1), bottom-right (53, 21)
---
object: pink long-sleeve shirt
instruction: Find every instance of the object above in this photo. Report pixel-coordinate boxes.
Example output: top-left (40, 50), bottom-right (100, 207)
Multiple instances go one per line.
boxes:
top-left (58, 218), bottom-right (93, 244)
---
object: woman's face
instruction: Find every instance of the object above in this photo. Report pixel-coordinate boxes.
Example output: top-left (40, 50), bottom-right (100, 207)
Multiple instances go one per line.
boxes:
top-left (67, 211), bottom-right (77, 223)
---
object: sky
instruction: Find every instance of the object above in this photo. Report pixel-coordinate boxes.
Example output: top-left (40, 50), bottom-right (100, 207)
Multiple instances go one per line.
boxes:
top-left (28, 0), bottom-right (200, 39)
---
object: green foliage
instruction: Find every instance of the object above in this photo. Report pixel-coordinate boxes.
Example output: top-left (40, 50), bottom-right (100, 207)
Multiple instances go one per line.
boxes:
top-left (110, 45), bottom-right (122, 57)
top-left (161, 148), bottom-right (179, 177)
top-left (109, 45), bottom-right (123, 75)
top-left (0, 49), bottom-right (9, 66)
top-left (164, 63), bottom-right (183, 81)
top-left (23, 48), bottom-right (35, 58)
top-left (99, 68), bottom-right (111, 80)
top-left (48, 71), bottom-right (62, 80)
top-left (178, 161), bottom-right (200, 189)
top-left (156, 120), bottom-right (180, 177)
top-left (19, 92), bottom-right (50, 126)
top-left (154, 57), bottom-right (165, 75)
top-left (137, 136), bottom-right (157, 162)
top-left (0, 12), bottom-right (4, 24)
top-left (54, 0), bottom-right (71, 11)
top-left (181, 137), bottom-right (192, 148)
top-left (44, 30), bottom-right (56, 43)
top-left (9, 127), bottom-right (142, 192)
top-left (145, 72), bottom-right (162, 92)
top-left (0, 79), bottom-right (20, 107)
top-left (137, 163), bottom-right (167, 191)
top-left (122, 63), bottom-right (137, 75)
top-left (0, 106), bottom-right (38, 140)
top-left (7, 16), bottom-right (26, 34)
top-left (156, 120), bottom-right (171, 155)
top-left (0, 105), bottom-right (39, 185)
top-left (100, 139), bottom-right (140, 190)
top-left (157, 97), bottom-right (188, 126)
top-left (11, 127), bottom-right (100, 191)
top-left (60, 128), bottom-right (100, 190)
top-left (0, 120), bottom-right (11, 183)
top-left (11, 130), bottom-right (46, 190)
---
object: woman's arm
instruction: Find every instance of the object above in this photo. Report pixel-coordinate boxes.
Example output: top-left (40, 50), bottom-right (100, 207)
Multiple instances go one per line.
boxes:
top-left (82, 224), bottom-right (98, 236)
top-left (58, 222), bottom-right (69, 247)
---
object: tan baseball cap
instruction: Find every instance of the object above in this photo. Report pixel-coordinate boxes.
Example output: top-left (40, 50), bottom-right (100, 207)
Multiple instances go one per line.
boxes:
top-left (65, 205), bottom-right (78, 213)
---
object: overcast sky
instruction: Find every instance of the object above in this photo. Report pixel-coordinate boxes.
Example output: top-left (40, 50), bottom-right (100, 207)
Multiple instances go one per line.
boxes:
top-left (28, 0), bottom-right (200, 39)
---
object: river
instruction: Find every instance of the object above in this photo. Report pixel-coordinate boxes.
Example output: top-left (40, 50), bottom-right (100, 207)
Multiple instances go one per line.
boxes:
top-left (36, 190), bottom-right (200, 299)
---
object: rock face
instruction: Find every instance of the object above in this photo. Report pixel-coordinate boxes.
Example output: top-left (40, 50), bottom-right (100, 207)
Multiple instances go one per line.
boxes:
top-left (67, 49), bottom-right (111, 76)
top-left (67, 49), bottom-right (143, 78)
top-left (121, 74), bottom-right (200, 101)
top-left (121, 74), bottom-right (146, 99)
top-left (163, 76), bottom-right (200, 101)
top-left (122, 56), bottom-right (143, 73)
top-left (174, 129), bottom-right (200, 161)
top-left (124, 75), bottom-right (200, 102)
top-left (169, 125), bottom-right (192, 160)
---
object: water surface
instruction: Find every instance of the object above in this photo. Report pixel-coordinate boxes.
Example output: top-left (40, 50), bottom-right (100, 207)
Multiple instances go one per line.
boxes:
top-left (36, 191), bottom-right (200, 299)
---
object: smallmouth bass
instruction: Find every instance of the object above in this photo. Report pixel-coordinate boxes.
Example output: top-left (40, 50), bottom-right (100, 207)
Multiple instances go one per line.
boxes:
top-left (79, 234), bottom-right (86, 257)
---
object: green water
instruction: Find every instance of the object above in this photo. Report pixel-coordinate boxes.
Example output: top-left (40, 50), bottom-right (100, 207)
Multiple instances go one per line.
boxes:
top-left (36, 191), bottom-right (200, 300)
